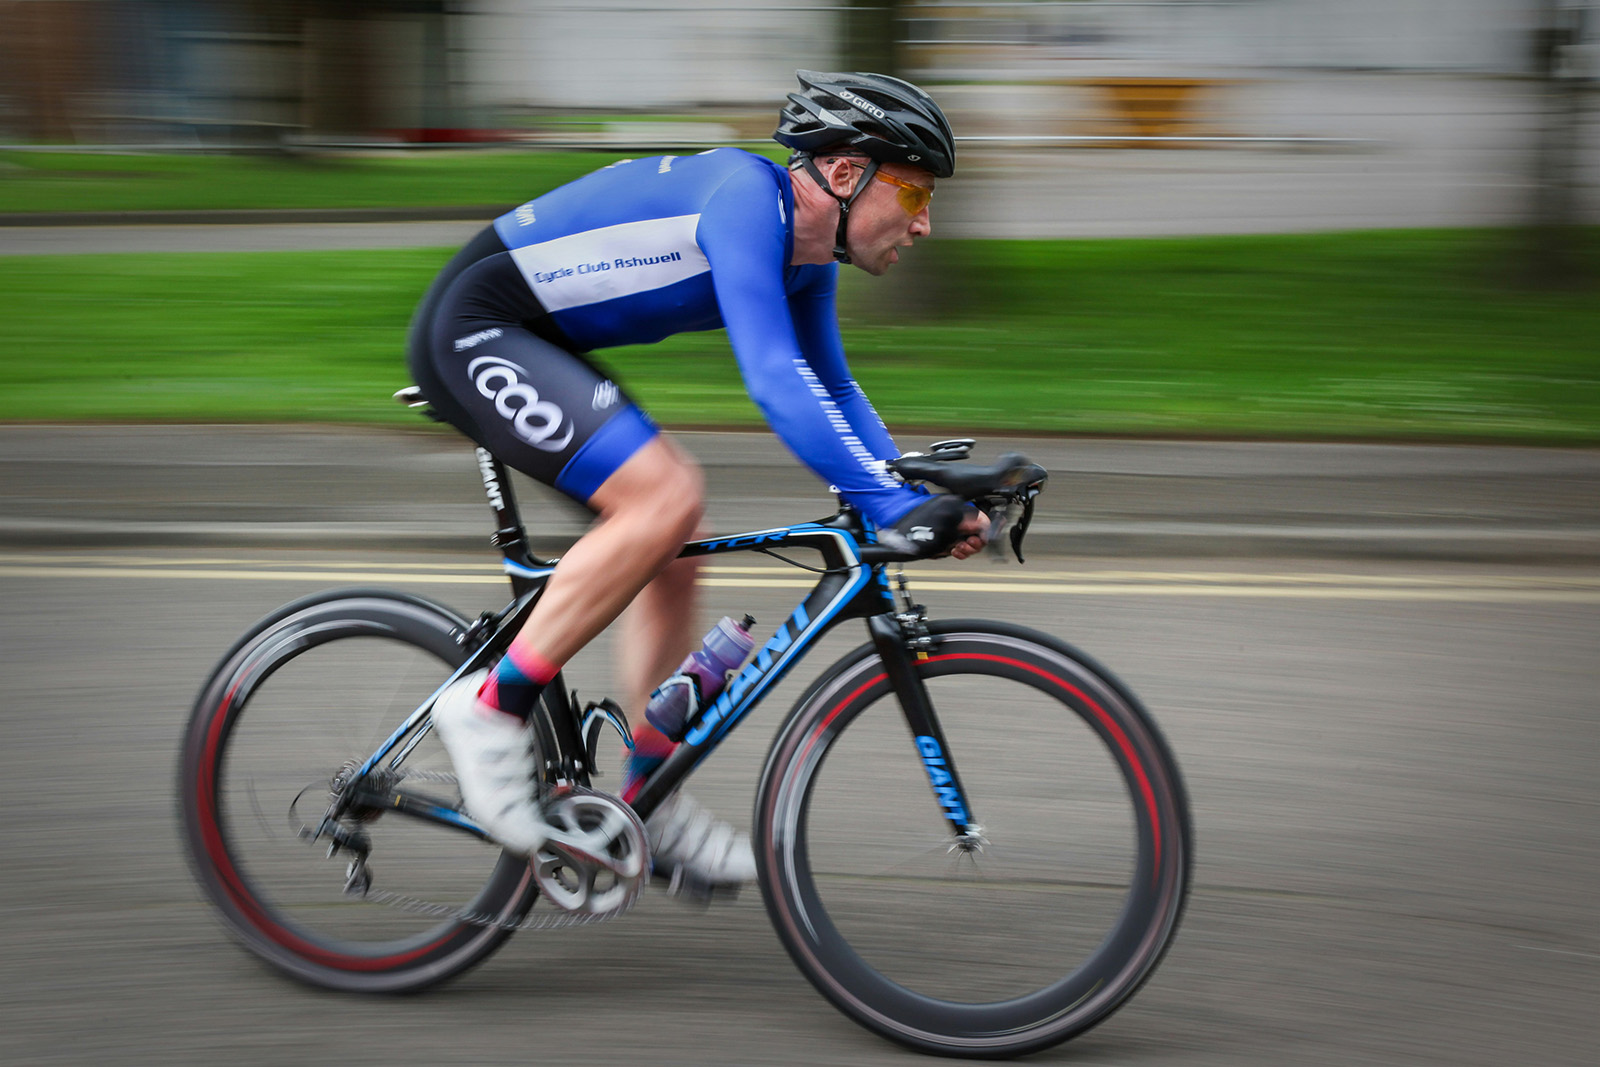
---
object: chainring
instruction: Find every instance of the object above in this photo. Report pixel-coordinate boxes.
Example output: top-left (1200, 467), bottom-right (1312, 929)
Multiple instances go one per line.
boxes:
top-left (532, 786), bottom-right (651, 918)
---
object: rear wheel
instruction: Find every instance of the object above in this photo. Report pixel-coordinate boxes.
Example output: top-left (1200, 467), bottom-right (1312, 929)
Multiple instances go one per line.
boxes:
top-left (178, 589), bottom-right (538, 992)
top-left (756, 620), bottom-right (1191, 1057)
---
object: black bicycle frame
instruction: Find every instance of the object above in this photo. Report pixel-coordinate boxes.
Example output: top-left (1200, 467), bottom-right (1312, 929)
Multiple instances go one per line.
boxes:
top-left (342, 447), bottom-right (981, 846)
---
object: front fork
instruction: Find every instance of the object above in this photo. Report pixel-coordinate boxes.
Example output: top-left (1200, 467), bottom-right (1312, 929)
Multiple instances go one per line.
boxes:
top-left (867, 612), bottom-right (984, 849)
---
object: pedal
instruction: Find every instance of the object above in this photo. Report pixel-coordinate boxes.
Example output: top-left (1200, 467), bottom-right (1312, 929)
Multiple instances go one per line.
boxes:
top-left (652, 864), bottom-right (741, 908)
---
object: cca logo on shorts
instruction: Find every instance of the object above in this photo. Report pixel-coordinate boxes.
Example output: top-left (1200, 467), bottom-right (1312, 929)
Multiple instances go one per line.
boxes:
top-left (468, 355), bottom-right (574, 452)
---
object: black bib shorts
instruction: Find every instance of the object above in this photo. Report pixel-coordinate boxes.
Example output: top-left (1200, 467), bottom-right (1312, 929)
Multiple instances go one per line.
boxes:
top-left (406, 226), bottom-right (659, 505)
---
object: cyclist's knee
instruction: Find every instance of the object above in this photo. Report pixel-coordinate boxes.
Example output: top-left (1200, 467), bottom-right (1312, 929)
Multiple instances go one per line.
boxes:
top-left (652, 460), bottom-right (705, 543)
top-left (591, 437), bottom-right (704, 544)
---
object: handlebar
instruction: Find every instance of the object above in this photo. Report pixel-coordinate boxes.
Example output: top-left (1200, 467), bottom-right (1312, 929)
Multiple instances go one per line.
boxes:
top-left (885, 447), bottom-right (1049, 563)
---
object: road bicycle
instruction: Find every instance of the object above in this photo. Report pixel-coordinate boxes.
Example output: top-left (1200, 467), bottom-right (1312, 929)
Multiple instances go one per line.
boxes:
top-left (178, 400), bottom-right (1192, 1058)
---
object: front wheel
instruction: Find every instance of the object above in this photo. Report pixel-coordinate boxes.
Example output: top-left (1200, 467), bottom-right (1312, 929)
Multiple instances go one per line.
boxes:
top-left (755, 621), bottom-right (1192, 1057)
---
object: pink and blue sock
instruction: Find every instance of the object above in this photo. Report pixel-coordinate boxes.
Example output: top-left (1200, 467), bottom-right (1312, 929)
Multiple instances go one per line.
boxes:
top-left (622, 731), bottom-right (677, 805)
top-left (477, 643), bottom-right (561, 722)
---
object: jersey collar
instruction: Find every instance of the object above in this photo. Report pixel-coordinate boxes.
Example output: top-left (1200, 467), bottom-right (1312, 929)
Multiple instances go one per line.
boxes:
top-left (776, 164), bottom-right (797, 268)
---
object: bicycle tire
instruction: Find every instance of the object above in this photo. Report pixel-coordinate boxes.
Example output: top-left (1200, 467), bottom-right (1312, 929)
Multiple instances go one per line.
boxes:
top-left (178, 588), bottom-right (540, 993)
top-left (755, 619), bottom-right (1192, 1057)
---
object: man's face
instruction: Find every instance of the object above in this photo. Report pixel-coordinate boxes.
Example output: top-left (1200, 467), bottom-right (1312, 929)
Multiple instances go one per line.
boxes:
top-left (826, 158), bottom-right (936, 276)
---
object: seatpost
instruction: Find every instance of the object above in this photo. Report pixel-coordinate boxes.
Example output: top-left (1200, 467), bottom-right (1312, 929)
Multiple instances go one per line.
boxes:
top-left (474, 447), bottom-right (530, 559)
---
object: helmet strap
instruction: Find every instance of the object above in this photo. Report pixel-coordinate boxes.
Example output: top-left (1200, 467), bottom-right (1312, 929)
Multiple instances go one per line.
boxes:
top-left (800, 154), bottom-right (880, 265)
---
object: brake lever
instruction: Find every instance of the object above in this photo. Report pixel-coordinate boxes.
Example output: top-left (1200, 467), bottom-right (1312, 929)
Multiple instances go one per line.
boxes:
top-left (1009, 491), bottom-right (1038, 564)
top-left (983, 498), bottom-right (1017, 561)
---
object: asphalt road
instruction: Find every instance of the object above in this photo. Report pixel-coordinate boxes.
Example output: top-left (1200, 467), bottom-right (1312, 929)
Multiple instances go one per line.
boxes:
top-left (1, 548), bottom-right (1595, 1066)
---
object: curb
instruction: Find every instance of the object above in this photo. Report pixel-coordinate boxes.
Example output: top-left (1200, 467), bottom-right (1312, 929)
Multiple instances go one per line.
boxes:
top-left (5, 518), bottom-right (1598, 563)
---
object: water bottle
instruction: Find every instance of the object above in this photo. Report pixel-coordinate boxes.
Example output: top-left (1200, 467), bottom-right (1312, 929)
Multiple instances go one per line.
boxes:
top-left (644, 614), bottom-right (757, 741)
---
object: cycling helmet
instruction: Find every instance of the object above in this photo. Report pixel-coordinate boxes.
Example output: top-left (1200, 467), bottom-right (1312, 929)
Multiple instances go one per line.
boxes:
top-left (775, 70), bottom-right (955, 179)
top-left (775, 70), bottom-right (955, 264)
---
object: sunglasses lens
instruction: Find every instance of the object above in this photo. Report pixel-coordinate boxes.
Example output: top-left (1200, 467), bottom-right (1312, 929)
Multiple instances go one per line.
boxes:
top-left (896, 185), bottom-right (932, 215)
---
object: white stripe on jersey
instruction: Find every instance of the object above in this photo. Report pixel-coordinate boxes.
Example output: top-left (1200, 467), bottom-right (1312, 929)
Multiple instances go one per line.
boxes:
top-left (507, 214), bottom-right (708, 313)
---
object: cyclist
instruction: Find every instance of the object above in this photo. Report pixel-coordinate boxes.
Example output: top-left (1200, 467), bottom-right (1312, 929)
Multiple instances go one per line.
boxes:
top-left (410, 70), bottom-right (987, 893)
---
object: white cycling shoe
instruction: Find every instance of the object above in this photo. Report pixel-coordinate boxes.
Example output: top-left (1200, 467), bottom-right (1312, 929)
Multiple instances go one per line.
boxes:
top-left (429, 670), bottom-right (550, 855)
top-left (645, 790), bottom-right (757, 894)
top-left (433, 671), bottom-right (754, 890)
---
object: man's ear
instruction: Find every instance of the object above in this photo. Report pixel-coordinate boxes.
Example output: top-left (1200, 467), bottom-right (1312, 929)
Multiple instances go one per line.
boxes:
top-left (824, 158), bottom-right (856, 198)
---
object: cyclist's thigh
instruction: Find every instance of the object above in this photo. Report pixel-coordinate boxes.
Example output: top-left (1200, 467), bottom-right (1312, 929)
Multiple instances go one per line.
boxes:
top-left (412, 265), bottom-right (658, 505)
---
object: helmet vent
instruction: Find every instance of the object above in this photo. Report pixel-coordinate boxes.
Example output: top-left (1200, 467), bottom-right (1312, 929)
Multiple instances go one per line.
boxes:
top-left (774, 70), bottom-right (956, 179)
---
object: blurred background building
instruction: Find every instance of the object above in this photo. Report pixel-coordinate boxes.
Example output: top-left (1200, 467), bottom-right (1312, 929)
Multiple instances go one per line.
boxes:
top-left (0, 1), bottom-right (1593, 146)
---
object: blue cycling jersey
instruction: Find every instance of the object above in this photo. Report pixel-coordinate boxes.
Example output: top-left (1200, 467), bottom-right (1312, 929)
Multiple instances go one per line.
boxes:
top-left (490, 148), bottom-right (923, 527)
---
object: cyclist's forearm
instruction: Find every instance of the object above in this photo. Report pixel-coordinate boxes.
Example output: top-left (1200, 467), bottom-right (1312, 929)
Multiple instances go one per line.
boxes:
top-left (739, 349), bottom-right (923, 525)
top-left (787, 285), bottom-right (901, 463)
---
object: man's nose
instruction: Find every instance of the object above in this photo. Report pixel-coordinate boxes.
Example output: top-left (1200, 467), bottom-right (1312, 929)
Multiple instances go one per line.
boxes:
top-left (910, 209), bottom-right (932, 238)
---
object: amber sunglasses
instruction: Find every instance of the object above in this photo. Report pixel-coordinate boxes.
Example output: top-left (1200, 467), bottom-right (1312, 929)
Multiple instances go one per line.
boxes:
top-left (848, 161), bottom-right (934, 216)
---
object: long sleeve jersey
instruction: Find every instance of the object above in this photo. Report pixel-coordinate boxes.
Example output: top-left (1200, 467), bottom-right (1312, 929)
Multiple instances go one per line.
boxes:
top-left (490, 148), bottom-right (923, 526)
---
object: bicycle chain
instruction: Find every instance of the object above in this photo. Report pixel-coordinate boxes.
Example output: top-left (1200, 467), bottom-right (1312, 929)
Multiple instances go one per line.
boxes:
top-left (349, 769), bottom-right (636, 932)
top-left (388, 767), bottom-right (461, 784)
top-left (360, 886), bottom-right (630, 932)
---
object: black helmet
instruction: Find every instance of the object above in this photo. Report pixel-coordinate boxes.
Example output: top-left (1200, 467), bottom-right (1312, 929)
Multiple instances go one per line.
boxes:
top-left (775, 70), bottom-right (955, 179)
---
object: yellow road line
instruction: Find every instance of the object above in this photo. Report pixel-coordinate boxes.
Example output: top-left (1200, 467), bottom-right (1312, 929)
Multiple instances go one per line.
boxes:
top-left (940, 568), bottom-right (1600, 588)
top-left (718, 565), bottom-right (1600, 589)
top-left (5, 563), bottom-right (1600, 603)
top-left (12, 550), bottom-right (1600, 585)
top-left (5, 552), bottom-right (1599, 589)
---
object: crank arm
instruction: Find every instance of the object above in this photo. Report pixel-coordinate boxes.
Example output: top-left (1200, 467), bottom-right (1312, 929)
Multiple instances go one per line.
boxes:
top-left (541, 820), bottom-right (646, 881)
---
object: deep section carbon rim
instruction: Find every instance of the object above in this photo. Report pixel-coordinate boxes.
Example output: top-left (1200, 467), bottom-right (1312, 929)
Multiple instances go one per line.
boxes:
top-left (179, 592), bottom-right (535, 992)
top-left (757, 622), bottom-right (1191, 1056)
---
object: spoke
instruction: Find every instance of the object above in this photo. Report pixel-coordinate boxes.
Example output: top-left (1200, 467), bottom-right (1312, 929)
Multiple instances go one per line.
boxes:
top-left (244, 776), bottom-right (281, 841)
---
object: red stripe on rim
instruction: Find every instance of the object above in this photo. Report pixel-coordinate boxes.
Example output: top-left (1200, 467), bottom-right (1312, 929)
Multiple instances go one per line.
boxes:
top-left (804, 651), bottom-right (1162, 875)
top-left (195, 677), bottom-right (455, 970)
top-left (800, 671), bottom-right (887, 768)
top-left (922, 652), bottom-right (1163, 872)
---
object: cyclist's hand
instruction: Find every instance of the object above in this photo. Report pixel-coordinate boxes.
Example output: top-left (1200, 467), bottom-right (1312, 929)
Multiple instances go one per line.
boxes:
top-left (883, 496), bottom-right (987, 559)
top-left (947, 507), bottom-right (990, 561)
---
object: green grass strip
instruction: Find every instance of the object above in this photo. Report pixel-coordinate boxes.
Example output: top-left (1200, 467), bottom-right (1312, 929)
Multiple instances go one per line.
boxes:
top-left (2, 229), bottom-right (1596, 441)
top-left (0, 148), bottom-right (781, 214)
